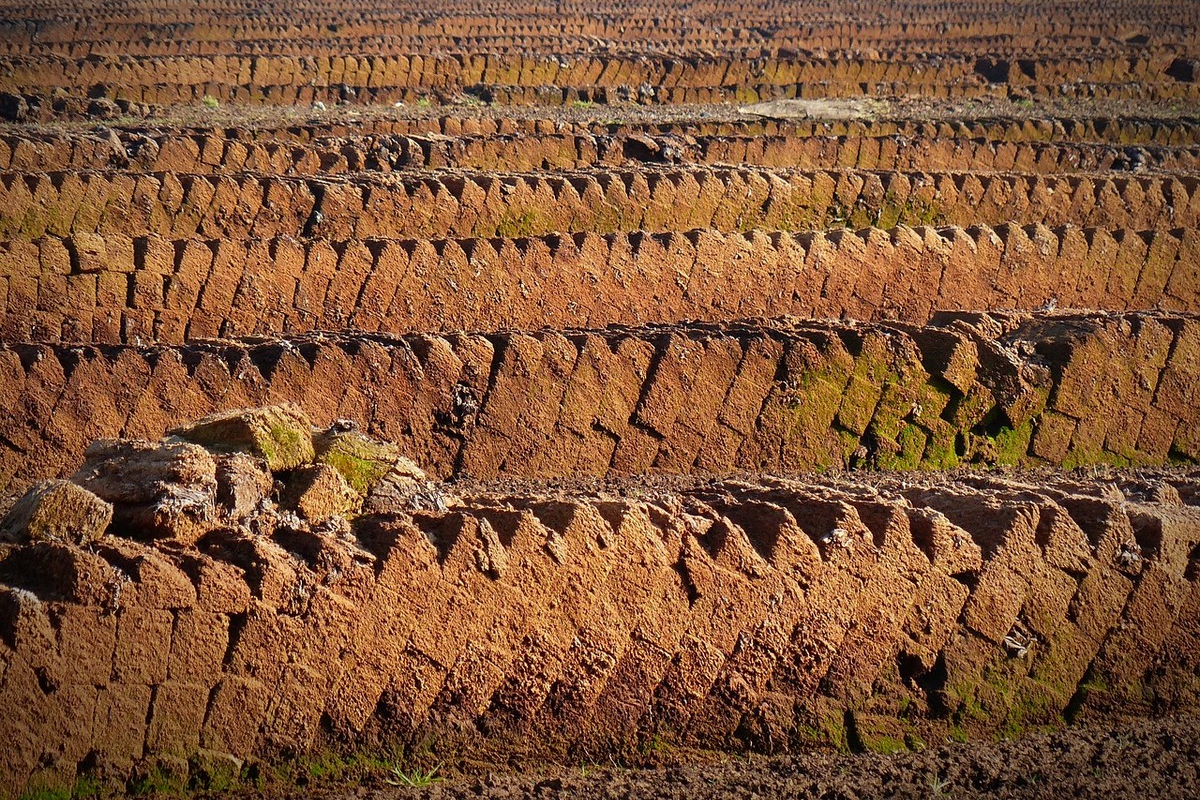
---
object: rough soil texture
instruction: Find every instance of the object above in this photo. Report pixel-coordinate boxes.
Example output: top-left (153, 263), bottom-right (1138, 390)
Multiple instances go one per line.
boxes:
top-left (4, 223), bottom-right (1200, 344)
top-left (2, 465), bottom-right (1199, 795)
top-left (246, 714), bottom-right (1200, 800)
top-left (1, 4), bottom-right (1199, 108)
top-left (1, 0), bottom-right (1199, 797)
top-left (302, 714), bottom-right (1200, 800)
top-left (2, 92), bottom-right (1200, 347)
top-left (3, 311), bottom-right (1200, 504)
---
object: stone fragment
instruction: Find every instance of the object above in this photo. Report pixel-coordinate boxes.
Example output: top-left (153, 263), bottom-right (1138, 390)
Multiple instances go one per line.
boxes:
top-left (314, 424), bottom-right (426, 496)
top-left (282, 464), bottom-right (360, 523)
top-left (73, 439), bottom-right (217, 543)
top-left (215, 453), bottom-right (273, 520)
top-left (362, 479), bottom-right (460, 515)
top-left (0, 480), bottom-right (113, 545)
top-left (173, 404), bottom-right (315, 472)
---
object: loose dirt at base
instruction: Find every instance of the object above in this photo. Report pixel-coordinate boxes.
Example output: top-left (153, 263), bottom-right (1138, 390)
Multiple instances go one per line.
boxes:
top-left (199, 714), bottom-right (1200, 800)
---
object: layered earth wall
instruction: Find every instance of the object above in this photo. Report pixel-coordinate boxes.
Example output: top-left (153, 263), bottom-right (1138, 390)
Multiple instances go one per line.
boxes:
top-left (2, 312), bottom-right (1200, 505)
top-left (3, 470), bottom-right (1200, 788)
top-left (0, 0), bottom-right (1199, 795)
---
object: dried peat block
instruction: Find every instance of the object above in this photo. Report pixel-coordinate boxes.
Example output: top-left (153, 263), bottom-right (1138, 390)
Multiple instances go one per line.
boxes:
top-left (172, 404), bottom-right (315, 472)
top-left (0, 479), bottom-right (111, 544)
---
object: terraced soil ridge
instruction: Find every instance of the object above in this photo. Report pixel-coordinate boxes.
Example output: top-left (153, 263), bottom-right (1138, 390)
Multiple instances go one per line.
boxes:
top-left (10, 127), bottom-right (1200, 175)
top-left (0, 0), bottom-right (1197, 795)
top-left (2, 51), bottom-right (1198, 106)
top-left (1, 0), bottom-right (1193, 55)
top-left (2, 467), bottom-right (1198, 793)
top-left (9, 115), bottom-right (1200, 148)
top-left (2, 311), bottom-right (1197, 503)
top-left (4, 169), bottom-right (1199, 244)
top-left (4, 224), bottom-right (1198, 344)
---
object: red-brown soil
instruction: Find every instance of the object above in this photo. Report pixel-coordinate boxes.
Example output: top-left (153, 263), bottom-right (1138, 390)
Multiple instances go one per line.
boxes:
top-left (0, 98), bottom-right (1196, 343)
top-left (0, 0), bottom-right (1199, 796)
top-left (3, 311), bottom-right (1200, 505)
top-left (4, 225), bottom-right (1199, 344)
top-left (3, 467), bottom-right (1200, 794)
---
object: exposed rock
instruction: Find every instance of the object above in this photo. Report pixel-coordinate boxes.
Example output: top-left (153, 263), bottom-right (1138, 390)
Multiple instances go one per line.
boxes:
top-left (0, 480), bottom-right (113, 545)
top-left (172, 404), bottom-right (315, 471)
top-left (314, 426), bottom-right (426, 495)
top-left (282, 464), bottom-right (360, 523)
top-left (73, 439), bottom-right (217, 543)
top-left (74, 439), bottom-right (216, 503)
top-left (215, 453), bottom-right (273, 520)
top-left (364, 478), bottom-right (460, 514)
top-left (86, 97), bottom-right (119, 118)
top-left (0, 91), bottom-right (29, 122)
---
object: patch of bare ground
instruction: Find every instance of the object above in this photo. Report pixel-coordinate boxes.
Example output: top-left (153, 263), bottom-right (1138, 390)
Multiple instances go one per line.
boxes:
top-left (190, 714), bottom-right (1200, 800)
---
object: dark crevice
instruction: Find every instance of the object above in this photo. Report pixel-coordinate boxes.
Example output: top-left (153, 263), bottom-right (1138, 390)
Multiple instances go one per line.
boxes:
top-left (1185, 543), bottom-right (1200, 581)
top-left (950, 570), bottom-right (979, 590)
top-left (672, 556), bottom-right (700, 606)
top-left (411, 511), bottom-right (464, 565)
top-left (220, 611), bottom-right (249, 668)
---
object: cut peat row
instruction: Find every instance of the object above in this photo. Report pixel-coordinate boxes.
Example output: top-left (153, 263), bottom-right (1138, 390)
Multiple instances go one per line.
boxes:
top-left (0, 0), bottom-right (1198, 794)
top-left (1, 466), bottom-right (1197, 788)
top-left (8, 112), bottom-right (1200, 148)
top-left (3, 224), bottom-right (1198, 344)
top-left (3, 51), bottom-right (1199, 106)
top-left (1, 311), bottom-right (1197, 500)
top-left (0, 0), bottom-right (1193, 56)
top-left (6, 128), bottom-right (1200, 175)
top-left (4, 167), bottom-right (1200, 242)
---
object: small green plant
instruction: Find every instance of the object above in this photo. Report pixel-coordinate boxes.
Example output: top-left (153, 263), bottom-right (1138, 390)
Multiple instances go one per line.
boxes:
top-left (384, 762), bottom-right (443, 788)
top-left (931, 774), bottom-right (954, 797)
top-left (303, 751), bottom-right (348, 782)
top-left (491, 209), bottom-right (543, 237)
top-left (995, 716), bottom-right (1025, 741)
top-left (71, 777), bottom-right (103, 799)
top-left (416, 96), bottom-right (432, 108)
top-left (201, 95), bottom-right (219, 109)
top-left (269, 748), bottom-right (414, 788)
top-left (865, 735), bottom-right (907, 754)
top-left (639, 732), bottom-right (671, 756)
top-left (185, 760), bottom-right (245, 794)
top-left (570, 99), bottom-right (594, 109)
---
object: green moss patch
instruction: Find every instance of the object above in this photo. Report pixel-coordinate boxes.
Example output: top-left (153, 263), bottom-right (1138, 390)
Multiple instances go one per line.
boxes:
top-left (174, 404), bottom-right (315, 472)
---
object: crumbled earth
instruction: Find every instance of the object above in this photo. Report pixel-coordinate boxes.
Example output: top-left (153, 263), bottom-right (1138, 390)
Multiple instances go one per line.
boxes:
top-left (11, 94), bottom-right (1200, 131)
